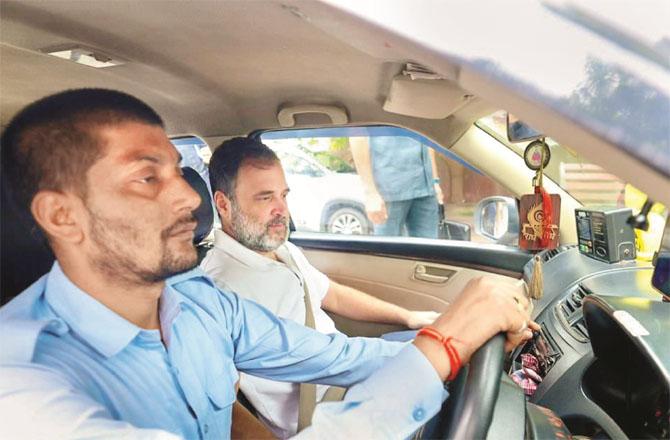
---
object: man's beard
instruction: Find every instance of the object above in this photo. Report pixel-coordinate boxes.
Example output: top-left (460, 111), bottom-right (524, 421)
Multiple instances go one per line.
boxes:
top-left (87, 207), bottom-right (198, 285)
top-left (229, 201), bottom-right (289, 252)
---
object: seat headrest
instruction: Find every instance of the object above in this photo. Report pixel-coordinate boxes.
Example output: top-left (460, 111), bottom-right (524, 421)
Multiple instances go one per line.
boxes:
top-left (1, 171), bottom-right (54, 305)
top-left (181, 167), bottom-right (214, 244)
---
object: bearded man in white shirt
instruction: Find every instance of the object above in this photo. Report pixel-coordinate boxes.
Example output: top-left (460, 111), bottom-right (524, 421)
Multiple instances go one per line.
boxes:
top-left (201, 137), bottom-right (439, 438)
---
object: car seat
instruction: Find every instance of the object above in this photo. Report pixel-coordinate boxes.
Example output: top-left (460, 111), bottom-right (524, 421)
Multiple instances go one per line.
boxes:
top-left (181, 166), bottom-right (214, 251)
top-left (0, 168), bottom-right (54, 305)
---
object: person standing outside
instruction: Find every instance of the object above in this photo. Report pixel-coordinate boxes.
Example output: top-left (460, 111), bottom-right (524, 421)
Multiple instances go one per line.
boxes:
top-left (350, 135), bottom-right (444, 238)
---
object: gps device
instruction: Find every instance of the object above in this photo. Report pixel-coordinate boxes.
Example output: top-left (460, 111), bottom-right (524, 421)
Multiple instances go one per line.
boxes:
top-left (575, 207), bottom-right (636, 263)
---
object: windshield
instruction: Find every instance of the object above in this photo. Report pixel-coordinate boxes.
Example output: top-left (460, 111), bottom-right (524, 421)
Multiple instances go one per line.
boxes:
top-left (329, 1), bottom-right (670, 176)
top-left (478, 110), bottom-right (668, 257)
top-left (478, 111), bottom-right (627, 208)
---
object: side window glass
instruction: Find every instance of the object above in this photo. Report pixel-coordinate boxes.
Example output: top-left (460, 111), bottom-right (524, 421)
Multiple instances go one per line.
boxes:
top-left (277, 150), bottom-right (326, 177)
top-left (171, 135), bottom-right (212, 186)
top-left (171, 135), bottom-right (219, 229)
top-left (260, 126), bottom-right (514, 244)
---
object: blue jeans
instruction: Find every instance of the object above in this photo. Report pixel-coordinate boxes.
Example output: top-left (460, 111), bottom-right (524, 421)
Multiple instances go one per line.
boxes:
top-left (374, 196), bottom-right (439, 238)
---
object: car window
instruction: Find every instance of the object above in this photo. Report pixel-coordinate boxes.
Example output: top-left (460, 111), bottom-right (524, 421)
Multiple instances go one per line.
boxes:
top-left (275, 150), bottom-right (326, 177)
top-left (171, 135), bottom-right (219, 230)
top-left (261, 126), bottom-right (514, 243)
top-left (171, 135), bottom-right (212, 185)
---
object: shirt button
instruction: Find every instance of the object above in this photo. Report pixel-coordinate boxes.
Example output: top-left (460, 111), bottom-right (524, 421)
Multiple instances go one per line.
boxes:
top-left (203, 424), bottom-right (209, 434)
top-left (172, 367), bottom-right (180, 376)
top-left (413, 407), bottom-right (425, 421)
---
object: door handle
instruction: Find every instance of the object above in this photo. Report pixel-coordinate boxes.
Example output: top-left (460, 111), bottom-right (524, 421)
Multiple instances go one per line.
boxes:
top-left (413, 264), bottom-right (455, 284)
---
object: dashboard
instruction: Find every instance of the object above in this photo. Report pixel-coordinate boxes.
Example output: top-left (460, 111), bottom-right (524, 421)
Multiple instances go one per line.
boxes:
top-left (512, 245), bottom-right (669, 439)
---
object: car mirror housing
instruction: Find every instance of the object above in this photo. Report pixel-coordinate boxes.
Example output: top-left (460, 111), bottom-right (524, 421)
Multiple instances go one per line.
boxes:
top-left (474, 196), bottom-right (520, 246)
top-left (506, 113), bottom-right (544, 143)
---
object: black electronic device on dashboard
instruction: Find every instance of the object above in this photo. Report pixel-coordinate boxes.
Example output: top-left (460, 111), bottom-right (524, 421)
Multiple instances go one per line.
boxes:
top-left (575, 207), bottom-right (636, 263)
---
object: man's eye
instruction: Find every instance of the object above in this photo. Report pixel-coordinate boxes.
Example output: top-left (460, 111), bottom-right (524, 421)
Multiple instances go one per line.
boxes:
top-left (138, 176), bottom-right (157, 184)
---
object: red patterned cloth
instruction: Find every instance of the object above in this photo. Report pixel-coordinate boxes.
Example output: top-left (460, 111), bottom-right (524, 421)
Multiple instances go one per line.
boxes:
top-left (511, 353), bottom-right (542, 396)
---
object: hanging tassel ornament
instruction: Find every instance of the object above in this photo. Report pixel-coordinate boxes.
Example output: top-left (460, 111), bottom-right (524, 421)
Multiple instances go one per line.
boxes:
top-left (529, 255), bottom-right (544, 300)
top-left (519, 140), bottom-right (561, 251)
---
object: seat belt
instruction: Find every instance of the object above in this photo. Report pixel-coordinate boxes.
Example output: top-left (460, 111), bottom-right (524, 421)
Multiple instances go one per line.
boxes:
top-left (296, 273), bottom-right (317, 432)
top-left (284, 252), bottom-right (345, 432)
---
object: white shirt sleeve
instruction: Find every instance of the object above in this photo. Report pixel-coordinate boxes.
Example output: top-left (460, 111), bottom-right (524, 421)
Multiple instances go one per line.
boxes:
top-left (0, 363), bottom-right (181, 440)
top-left (292, 344), bottom-right (447, 440)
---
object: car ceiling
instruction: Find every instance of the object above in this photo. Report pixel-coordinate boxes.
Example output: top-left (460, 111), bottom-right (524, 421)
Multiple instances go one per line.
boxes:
top-left (0, 0), bottom-right (488, 142)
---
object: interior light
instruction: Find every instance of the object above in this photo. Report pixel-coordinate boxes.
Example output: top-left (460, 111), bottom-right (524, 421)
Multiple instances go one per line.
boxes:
top-left (45, 47), bottom-right (123, 69)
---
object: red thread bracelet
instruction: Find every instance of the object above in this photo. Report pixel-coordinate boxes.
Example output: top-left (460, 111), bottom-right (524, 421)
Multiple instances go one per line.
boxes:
top-left (417, 326), bottom-right (462, 381)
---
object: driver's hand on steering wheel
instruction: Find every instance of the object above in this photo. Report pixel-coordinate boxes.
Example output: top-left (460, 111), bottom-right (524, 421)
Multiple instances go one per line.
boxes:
top-left (413, 276), bottom-right (534, 382)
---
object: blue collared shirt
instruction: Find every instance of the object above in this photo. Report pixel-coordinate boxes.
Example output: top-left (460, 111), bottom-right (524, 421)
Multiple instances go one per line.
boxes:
top-left (369, 136), bottom-right (435, 202)
top-left (0, 263), bottom-right (424, 439)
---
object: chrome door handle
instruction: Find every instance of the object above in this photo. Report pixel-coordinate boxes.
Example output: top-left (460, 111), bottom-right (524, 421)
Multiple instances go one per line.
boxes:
top-left (413, 264), bottom-right (455, 284)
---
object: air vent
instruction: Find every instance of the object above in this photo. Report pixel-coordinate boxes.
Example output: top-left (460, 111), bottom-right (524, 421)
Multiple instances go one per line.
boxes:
top-left (555, 284), bottom-right (593, 342)
top-left (524, 245), bottom-right (577, 282)
top-left (572, 321), bottom-right (589, 340)
top-left (540, 244), bottom-right (577, 263)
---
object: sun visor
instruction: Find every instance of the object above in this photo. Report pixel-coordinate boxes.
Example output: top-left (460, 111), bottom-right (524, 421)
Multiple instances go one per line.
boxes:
top-left (383, 75), bottom-right (474, 119)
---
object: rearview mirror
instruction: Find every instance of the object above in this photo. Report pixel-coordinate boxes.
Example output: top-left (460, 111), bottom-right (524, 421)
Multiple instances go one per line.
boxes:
top-left (506, 113), bottom-right (543, 143)
top-left (474, 196), bottom-right (519, 245)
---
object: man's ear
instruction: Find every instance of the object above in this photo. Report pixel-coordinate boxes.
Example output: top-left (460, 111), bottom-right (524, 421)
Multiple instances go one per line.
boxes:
top-left (30, 190), bottom-right (84, 244)
top-left (214, 190), bottom-right (232, 220)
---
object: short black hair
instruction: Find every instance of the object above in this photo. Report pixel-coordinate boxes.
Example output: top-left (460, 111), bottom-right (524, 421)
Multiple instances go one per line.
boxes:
top-left (1, 88), bottom-right (164, 220)
top-left (209, 137), bottom-right (279, 198)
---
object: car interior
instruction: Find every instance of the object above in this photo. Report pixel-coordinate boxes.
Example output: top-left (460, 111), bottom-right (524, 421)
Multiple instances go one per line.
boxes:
top-left (1, 1), bottom-right (668, 439)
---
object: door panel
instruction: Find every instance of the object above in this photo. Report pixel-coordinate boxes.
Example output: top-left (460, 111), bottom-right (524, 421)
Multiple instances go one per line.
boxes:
top-left (291, 232), bottom-right (531, 337)
top-left (291, 232), bottom-right (531, 274)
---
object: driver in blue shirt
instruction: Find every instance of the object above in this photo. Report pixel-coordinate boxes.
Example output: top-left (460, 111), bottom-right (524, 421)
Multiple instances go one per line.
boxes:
top-left (0, 88), bottom-right (534, 439)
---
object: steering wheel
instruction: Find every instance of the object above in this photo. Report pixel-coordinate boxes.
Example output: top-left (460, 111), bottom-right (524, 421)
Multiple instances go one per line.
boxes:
top-left (433, 334), bottom-right (506, 439)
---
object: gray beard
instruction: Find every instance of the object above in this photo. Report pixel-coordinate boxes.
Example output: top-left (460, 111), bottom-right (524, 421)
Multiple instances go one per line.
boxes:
top-left (229, 202), bottom-right (288, 252)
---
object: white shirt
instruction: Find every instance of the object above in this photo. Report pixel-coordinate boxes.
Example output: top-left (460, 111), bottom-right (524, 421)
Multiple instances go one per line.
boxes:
top-left (200, 230), bottom-right (340, 438)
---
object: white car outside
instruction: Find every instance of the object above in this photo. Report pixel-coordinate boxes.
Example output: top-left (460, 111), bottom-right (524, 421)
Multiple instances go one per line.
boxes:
top-left (270, 144), bottom-right (372, 235)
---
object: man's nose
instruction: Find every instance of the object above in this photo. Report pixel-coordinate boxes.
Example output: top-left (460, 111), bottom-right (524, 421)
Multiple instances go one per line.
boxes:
top-left (173, 174), bottom-right (201, 213)
top-left (271, 197), bottom-right (288, 217)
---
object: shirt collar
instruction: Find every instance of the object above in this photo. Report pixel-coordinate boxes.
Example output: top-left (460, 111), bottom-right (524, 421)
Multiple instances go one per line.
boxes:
top-left (212, 229), bottom-right (289, 269)
top-left (44, 262), bottom-right (142, 358)
top-left (42, 264), bottom-right (211, 357)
